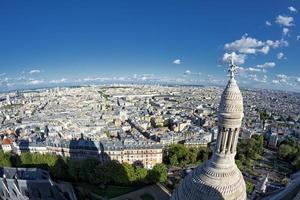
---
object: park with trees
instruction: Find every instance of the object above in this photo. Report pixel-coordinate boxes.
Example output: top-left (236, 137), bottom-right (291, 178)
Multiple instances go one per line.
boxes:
top-left (235, 134), bottom-right (264, 171)
top-left (278, 138), bottom-right (300, 171)
top-left (0, 151), bottom-right (168, 199)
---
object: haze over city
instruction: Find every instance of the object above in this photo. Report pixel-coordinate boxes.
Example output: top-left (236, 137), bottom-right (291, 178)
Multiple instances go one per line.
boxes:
top-left (0, 0), bottom-right (300, 92)
top-left (1, 1), bottom-right (300, 200)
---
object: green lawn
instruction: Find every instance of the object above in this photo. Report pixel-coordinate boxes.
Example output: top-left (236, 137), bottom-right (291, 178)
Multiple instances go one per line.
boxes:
top-left (76, 183), bottom-right (140, 199)
top-left (140, 193), bottom-right (155, 200)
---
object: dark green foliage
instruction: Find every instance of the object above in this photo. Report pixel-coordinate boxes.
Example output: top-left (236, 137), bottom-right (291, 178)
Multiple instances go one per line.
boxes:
top-left (134, 166), bottom-right (148, 182)
top-left (78, 157), bottom-right (101, 184)
top-left (164, 144), bottom-right (211, 167)
top-left (68, 160), bottom-right (81, 182)
top-left (50, 157), bottom-right (69, 180)
top-left (93, 162), bottom-right (111, 184)
top-left (236, 135), bottom-right (264, 170)
top-left (0, 151), bottom-right (168, 187)
top-left (147, 163), bottom-right (168, 183)
top-left (245, 181), bottom-right (254, 194)
top-left (0, 151), bottom-right (13, 167)
top-left (278, 139), bottom-right (300, 171)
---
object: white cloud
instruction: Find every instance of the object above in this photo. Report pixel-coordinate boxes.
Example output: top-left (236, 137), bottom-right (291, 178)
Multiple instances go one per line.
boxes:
top-left (0, 73), bottom-right (6, 76)
top-left (276, 74), bottom-right (289, 83)
top-left (271, 74), bottom-right (299, 87)
top-left (224, 35), bottom-right (264, 54)
top-left (297, 35), bottom-right (300, 41)
top-left (247, 74), bottom-right (258, 81)
top-left (265, 39), bottom-right (288, 48)
top-left (259, 46), bottom-right (270, 54)
top-left (275, 15), bottom-right (294, 27)
top-left (288, 6), bottom-right (297, 13)
top-left (277, 52), bottom-right (285, 60)
top-left (184, 70), bottom-right (191, 75)
top-left (222, 52), bottom-right (246, 65)
top-left (277, 74), bottom-right (288, 79)
top-left (247, 67), bottom-right (262, 72)
top-left (283, 28), bottom-right (289, 36)
top-left (50, 78), bottom-right (67, 83)
top-left (256, 62), bottom-right (276, 68)
top-left (238, 67), bottom-right (264, 73)
top-left (29, 69), bottom-right (41, 74)
top-left (266, 21), bottom-right (272, 26)
top-left (29, 79), bottom-right (44, 85)
top-left (246, 74), bottom-right (268, 83)
top-left (224, 35), bottom-right (288, 55)
top-left (173, 59), bottom-right (181, 65)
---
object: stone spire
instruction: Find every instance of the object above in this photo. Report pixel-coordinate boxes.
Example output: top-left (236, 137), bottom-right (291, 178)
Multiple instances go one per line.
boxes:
top-left (259, 174), bottom-right (269, 193)
top-left (171, 56), bottom-right (246, 200)
top-left (216, 56), bottom-right (243, 158)
top-left (228, 56), bottom-right (237, 79)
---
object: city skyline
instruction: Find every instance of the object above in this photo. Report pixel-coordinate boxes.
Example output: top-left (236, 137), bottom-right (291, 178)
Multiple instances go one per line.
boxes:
top-left (1, 0), bottom-right (300, 92)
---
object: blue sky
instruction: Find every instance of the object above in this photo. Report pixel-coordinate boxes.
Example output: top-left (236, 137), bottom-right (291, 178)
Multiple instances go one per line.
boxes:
top-left (0, 0), bottom-right (300, 92)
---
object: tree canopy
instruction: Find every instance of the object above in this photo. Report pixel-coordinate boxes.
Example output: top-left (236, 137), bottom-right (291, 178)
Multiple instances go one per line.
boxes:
top-left (0, 151), bottom-right (168, 186)
top-left (164, 144), bottom-right (211, 167)
top-left (236, 135), bottom-right (264, 170)
top-left (278, 139), bottom-right (300, 171)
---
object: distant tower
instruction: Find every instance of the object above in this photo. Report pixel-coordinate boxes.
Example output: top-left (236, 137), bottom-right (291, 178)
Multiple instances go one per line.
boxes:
top-left (171, 56), bottom-right (246, 200)
top-left (6, 95), bottom-right (11, 105)
top-left (259, 174), bottom-right (269, 193)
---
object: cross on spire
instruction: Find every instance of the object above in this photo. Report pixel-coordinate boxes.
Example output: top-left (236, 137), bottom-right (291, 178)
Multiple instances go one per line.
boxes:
top-left (228, 56), bottom-right (237, 79)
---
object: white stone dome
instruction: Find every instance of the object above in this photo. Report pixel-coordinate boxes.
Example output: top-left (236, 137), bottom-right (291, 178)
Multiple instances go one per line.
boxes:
top-left (171, 156), bottom-right (246, 200)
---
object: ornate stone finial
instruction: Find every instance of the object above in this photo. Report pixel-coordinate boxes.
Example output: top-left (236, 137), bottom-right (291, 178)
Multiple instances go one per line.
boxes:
top-left (228, 56), bottom-right (237, 79)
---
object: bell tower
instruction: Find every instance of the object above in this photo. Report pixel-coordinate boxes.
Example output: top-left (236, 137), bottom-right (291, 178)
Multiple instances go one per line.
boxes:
top-left (171, 56), bottom-right (247, 200)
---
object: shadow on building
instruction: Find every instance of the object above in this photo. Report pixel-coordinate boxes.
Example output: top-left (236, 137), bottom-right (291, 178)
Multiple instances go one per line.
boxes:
top-left (0, 167), bottom-right (77, 200)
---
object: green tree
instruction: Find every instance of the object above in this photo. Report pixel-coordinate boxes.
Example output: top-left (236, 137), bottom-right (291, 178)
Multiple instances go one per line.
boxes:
top-left (68, 160), bottom-right (80, 182)
top-left (170, 154), bottom-right (178, 166)
top-left (134, 167), bottom-right (148, 182)
top-left (235, 159), bottom-right (244, 170)
top-left (0, 151), bottom-right (13, 167)
top-left (164, 144), bottom-right (211, 167)
top-left (186, 148), bottom-right (197, 164)
top-left (197, 147), bottom-right (212, 163)
top-left (50, 157), bottom-right (69, 180)
top-left (236, 135), bottom-right (264, 170)
top-left (123, 162), bottom-right (136, 183)
top-left (292, 155), bottom-right (300, 170)
top-left (105, 160), bottom-right (129, 185)
top-left (165, 144), bottom-right (188, 166)
top-left (79, 157), bottom-right (100, 183)
top-left (20, 152), bottom-right (33, 165)
top-left (148, 163), bottom-right (168, 183)
top-left (94, 164), bottom-right (108, 184)
top-left (245, 181), bottom-right (254, 194)
top-left (279, 144), bottom-right (294, 158)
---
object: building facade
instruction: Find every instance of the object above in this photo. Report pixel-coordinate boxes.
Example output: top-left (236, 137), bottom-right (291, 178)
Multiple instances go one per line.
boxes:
top-left (0, 167), bottom-right (77, 200)
top-left (45, 138), bottom-right (162, 169)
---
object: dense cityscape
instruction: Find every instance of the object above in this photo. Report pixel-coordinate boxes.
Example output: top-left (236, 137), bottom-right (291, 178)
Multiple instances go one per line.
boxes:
top-left (1, 1), bottom-right (300, 200)
top-left (0, 83), bottom-right (299, 199)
